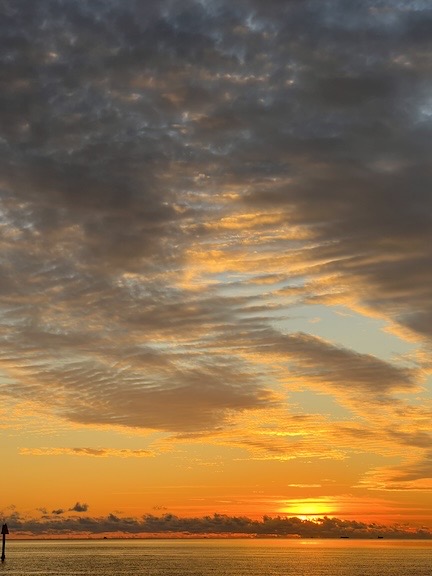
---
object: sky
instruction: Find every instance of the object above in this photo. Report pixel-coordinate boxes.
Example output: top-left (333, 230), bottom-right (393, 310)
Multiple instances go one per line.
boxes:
top-left (1, 0), bottom-right (432, 538)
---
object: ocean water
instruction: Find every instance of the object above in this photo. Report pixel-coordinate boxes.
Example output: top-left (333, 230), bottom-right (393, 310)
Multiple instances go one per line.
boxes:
top-left (0, 539), bottom-right (431, 576)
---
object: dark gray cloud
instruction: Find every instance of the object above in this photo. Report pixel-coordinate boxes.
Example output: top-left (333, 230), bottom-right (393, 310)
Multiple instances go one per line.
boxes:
top-left (69, 502), bottom-right (89, 513)
top-left (4, 510), bottom-right (432, 539)
top-left (0, 0), bottom-right (430, 441)
top-left (217, 329), bottom-right (418, 403)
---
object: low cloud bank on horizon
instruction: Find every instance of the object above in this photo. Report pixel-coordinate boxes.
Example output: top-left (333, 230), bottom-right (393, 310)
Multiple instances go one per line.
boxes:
top-left (3, 512), bottom-right (432, 540)
top-left (1, 0), bottom-right (432, 521)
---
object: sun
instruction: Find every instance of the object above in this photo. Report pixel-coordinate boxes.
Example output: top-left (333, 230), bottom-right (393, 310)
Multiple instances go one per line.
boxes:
top-left (279, 499), bottom-right (336, 520)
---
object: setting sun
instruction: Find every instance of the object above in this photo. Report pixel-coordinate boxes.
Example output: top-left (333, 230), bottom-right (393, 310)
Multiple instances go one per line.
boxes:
top-left (279, 499), bottom-right (336, 520)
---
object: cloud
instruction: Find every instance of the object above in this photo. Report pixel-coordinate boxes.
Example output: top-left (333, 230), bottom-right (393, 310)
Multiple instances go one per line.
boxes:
top-left (360, 450), bottom-right (432, 491)
top-left (3, 511), bottom-right (432, 539)
top-left (19, 447), bottom-right (154, 458)
top-left (287, 484), bottom-right (322, 489)
top-left (210, 329), bottom-right (420, 423)
top-left (0, 0), bottom-right (430, 460)
top-left (69, 502), bottom-right (89, 513)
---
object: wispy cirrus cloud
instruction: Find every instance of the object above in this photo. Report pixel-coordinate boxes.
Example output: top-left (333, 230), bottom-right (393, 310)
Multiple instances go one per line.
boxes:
top-left (360, 450), bottom-right (432, 492)
top-left (19, 447), bottom-right (154, 458)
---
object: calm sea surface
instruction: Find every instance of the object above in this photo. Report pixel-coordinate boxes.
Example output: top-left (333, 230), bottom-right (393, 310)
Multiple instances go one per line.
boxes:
top-left (1, 539), bottom-right (431, 576)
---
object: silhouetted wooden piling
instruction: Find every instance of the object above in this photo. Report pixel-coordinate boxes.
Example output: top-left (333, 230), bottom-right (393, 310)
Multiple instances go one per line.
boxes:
top-left (1, 523), bottom-right (8, 562)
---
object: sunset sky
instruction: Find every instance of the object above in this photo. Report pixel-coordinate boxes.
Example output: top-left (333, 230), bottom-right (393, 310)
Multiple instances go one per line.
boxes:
top-left (1, 0), bottom-right (432, 536)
